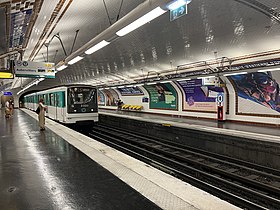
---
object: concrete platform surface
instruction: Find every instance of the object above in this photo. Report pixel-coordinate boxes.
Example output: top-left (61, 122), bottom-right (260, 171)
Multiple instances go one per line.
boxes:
top-left (0, 108), bottom-right (241, 210)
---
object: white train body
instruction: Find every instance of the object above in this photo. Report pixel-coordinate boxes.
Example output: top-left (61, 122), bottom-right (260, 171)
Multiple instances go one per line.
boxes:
top-left (24, 85), bottom-right (98, 124)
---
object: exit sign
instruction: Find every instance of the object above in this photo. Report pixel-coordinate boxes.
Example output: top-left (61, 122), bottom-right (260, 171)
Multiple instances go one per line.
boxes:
top-left (170, 4), bottom-right (187, 21)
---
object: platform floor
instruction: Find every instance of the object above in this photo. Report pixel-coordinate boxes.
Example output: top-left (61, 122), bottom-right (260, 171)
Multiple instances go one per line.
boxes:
top-left (100, 109), bottom-right (280, 142)
top-left (0, 108), bottom-right (240, 210)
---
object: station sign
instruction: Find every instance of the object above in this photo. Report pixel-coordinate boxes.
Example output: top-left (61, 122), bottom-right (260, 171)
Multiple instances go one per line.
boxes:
top-left (4, 91), bottom-right (12, 96)
top-left (15, 60), bottom-right (56, 78)
top-left (170, 4), bottom-right (187, 21)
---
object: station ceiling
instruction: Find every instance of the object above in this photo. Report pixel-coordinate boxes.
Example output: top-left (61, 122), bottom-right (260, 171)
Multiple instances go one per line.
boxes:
top-left (0, 0), bottom-right (280, 94)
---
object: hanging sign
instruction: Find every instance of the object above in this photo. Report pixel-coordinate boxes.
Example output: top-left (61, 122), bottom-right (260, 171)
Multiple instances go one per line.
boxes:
top-left (170, 4), bottom-right (187, 21)
top-left (15, 60), bottom-right (56, 78)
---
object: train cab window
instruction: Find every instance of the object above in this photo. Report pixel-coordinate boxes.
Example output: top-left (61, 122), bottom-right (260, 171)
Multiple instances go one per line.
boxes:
top-left (67, 87), bottom-right (97, 113)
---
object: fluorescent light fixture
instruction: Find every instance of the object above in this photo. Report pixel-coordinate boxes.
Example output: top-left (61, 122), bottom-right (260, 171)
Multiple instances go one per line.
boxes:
top-left (136, 83), bottom-right (144, 86)
top-left (104, 88), bottom-right (109, 90)
top-left (68, 56), bottom-right (84, 65)
top-left (160, 80), bottom-right (172, 83)
top-left (99, 88), bottom-right (104, 90)
top-left (116, 7), bottom-right (166, 37)
top-left (85, 40), bottom-right (110, 55)
top-left (167, 0), bottom-right (187, 10)
top-left (258, 68), bottom-right (280, 72)
top-left (197, 76), bottom-right (215, 79)
top-left (146, 82), bottom-right (157, 85)
top-left (126, 85), bottom-right (134, 87)
top-left (176, 78), bottom-right (191, 81)
top-left (57, 65), bottom-right (68, 71)
top-left (223, 72), bottom-right (247, 76)
top-left (118, 86), bottom-right (125, 88)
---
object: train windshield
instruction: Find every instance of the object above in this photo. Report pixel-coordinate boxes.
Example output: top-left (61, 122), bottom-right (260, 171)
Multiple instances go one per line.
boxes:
top-left (67, 87), bottom-right (97, 113)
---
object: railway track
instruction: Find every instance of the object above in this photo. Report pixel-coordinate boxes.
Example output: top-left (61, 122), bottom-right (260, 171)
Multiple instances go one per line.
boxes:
top-left (85, 124), bottom-right (280, 209)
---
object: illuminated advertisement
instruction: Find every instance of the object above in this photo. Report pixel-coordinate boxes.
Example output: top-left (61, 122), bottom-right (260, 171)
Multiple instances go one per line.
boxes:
top-left (230, 72), bottom-right (280, 115)
top-left (144, 83), bottom-right (177, 110)
top-left (177, 79), bottom-right (223, 112)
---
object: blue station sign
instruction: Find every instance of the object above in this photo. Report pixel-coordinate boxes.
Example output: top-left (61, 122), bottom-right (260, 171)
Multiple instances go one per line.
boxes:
top-left (4, 91), bottom-right (12, 96)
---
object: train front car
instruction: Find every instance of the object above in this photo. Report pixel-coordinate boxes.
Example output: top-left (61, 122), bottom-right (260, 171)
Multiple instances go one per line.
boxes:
top-left (66, 86), bottom-right (98, 125)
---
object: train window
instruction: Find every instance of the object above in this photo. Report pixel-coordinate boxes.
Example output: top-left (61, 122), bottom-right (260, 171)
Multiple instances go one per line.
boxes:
top-left (56, 94), bottom-right (60, 106)
top-left (50, 93), bottom-right (54, 106)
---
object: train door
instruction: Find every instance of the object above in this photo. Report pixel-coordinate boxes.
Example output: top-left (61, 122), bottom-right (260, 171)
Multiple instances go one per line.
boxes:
top-left (57, 93), bottom-right (61, 121)
top-left (55, 93), bottom-right (58, 121)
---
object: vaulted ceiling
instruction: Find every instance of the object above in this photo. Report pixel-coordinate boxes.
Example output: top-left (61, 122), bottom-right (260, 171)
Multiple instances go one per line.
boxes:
top-left (1, 0), bottom-right (280, 94)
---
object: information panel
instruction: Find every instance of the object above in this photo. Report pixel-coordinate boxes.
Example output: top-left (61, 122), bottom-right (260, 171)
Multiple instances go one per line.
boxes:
top-left (144, 83), bottom-right (177, 110)
top-left (15, 60), bottom-right (55, 78)
top-left (117, 87), bottom-right (143, 96)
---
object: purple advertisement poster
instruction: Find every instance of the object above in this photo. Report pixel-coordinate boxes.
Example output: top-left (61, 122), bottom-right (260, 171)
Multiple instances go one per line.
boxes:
top-left (177, 79), bottom-right (223, 112)
top-left (230, 72), bottom-right (280, 114)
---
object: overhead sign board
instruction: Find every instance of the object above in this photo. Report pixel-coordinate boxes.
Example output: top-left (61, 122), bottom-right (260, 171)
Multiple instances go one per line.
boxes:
top-left (15, 60), bottom-right (56, 78)
top-left (4, 91), bottom-right (12, 96)
top-left (170, 4), bottom-right (187, 21)
top-left (0, 58), bottom-right (14, 79)
top-left (0, 72), bottom-right (13, 79)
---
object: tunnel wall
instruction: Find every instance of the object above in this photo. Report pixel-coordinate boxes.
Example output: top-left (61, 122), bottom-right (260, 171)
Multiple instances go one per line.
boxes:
top-left (99, 77), bottom-right (280, 125)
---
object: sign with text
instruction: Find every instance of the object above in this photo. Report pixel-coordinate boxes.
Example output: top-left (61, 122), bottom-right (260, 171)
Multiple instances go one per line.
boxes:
top-left (117, 87), bottom-right (143, 96)
top-left (4, 91), bottom-right (12, 96)
top-left (15, 60), bottom-right (55, 78)
top-left (0, 59), bottom-right (14, 79)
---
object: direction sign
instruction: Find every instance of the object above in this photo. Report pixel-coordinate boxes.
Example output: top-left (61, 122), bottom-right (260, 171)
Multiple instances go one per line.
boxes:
top-left (170, 4), bottom-right (187, 21)
top-left (15, 60), bottom-right (56, 78)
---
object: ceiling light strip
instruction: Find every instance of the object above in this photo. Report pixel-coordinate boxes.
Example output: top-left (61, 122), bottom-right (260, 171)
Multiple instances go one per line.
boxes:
top-left (223, 72), bottom-right (247, 76)
top-left (116, 7), bottom-right (166, 37)
top-left (85, 40), bottom-right (110, 55)
top-left (258, 68), bottom-right (280, 72)
top-left (57, 65), bottom-right (68, 71)
top-left (68, 56), bottom-right (84, 65)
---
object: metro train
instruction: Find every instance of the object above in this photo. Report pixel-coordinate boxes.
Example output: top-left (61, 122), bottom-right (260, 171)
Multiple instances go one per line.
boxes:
top-left (24, 85), bottom-right (98, 124)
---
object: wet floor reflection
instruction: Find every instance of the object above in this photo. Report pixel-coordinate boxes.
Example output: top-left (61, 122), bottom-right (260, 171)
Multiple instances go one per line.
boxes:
top-left (0, 109), bottom-right (161, 210)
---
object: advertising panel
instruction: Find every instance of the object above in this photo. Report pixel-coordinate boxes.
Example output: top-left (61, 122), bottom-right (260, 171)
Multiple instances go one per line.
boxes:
top-left (144, 83), bottom-right (177, 110)
top-left (230, 71), bottom-right (280, 115)
top-left (98, 91), bottom-right (105, 105)
top-left (117, 87), bottom-right (143, 96)
top-left (103, 89), bottom-right (119, 106)
top-left (177, 79), bottom-right (223, 112)
top-left (15, 60), bottom-right (55, 78)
